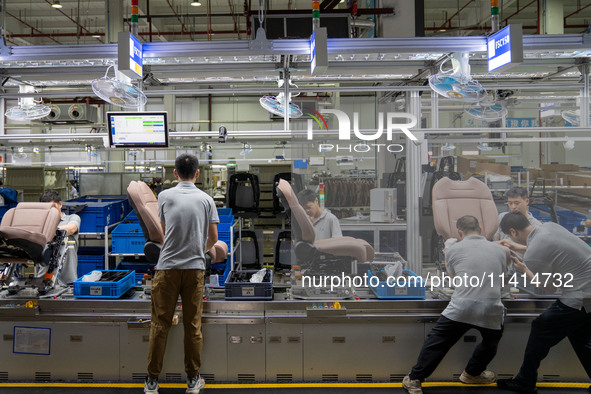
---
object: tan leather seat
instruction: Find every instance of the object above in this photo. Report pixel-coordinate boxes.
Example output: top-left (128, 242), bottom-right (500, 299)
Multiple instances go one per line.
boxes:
top-left (0, 203), bottom-right (61, 264)
top-left (126, 181), bottom-right (228, 263)
top-left (276, 179), bottom-right (374, 262)
top-left (432, 177), bottom-right (499, 240)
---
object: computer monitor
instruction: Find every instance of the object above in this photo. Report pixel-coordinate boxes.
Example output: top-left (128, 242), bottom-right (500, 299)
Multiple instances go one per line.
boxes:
top-left (107, 111), bottom-right (169, 148)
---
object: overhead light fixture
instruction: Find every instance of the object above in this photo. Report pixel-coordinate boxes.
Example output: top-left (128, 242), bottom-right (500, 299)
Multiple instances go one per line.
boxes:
top-left (92, 34), bottom-right (101, 38)
top-left (190, 1), bottom-right (202, 6)
top-left (339, 0), bottom-right (345, 3)
top-left (52, 0), bottom-right (63, 8)
top-left (439, 29), bottom-right (446, 32)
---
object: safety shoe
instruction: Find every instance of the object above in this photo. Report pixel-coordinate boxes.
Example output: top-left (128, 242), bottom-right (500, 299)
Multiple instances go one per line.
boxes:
top-left (402, 375), bottom-right (423, 394)
top-left (186, 375), bottom-right (206, 394)
top-left (459, 369), bottom-right (496, 384)
top-left (587, 385), bottom-right (590, 393)
top-left (144, 378), bottom-right (159, 394)
top-left (496, 378), bottom-right (537, 393)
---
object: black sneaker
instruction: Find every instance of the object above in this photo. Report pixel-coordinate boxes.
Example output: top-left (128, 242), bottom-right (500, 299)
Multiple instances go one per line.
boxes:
top-left (496, 378), bottom-right (537, 393)
top-left (587, 385), bottom-right (590, 393)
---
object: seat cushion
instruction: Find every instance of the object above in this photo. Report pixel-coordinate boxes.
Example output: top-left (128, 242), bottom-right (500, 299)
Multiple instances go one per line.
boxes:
top-left (314, 236), bottom-right (374, 263)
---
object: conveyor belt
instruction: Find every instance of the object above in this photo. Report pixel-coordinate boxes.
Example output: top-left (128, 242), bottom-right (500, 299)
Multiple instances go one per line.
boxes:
top-left (0, 383), bottom-right (588, 393)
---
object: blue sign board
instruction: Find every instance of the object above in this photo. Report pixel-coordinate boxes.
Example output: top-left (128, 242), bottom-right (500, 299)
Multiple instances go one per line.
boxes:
top-left (118, 32), bottom-right (143, 79)
top-left (506, 118), bottom-right (538, 128)
top-left (487, 24), bottom-right (523, 72)
top-left (310, 27), bottom-right (328, 75)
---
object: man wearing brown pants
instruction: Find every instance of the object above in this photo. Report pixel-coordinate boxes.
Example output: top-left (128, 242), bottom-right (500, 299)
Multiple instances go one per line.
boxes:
top-left (145, 154), bottom-right (219, 394)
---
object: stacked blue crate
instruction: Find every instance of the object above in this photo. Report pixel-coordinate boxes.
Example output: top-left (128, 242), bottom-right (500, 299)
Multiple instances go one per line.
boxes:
top-left (77, 247), bottom-right (106, 277)
top-left (529, 208), bottom-right (553, 223)
top-left (111, 223), bottom-right (145, 254)
top-left (65, 196), bottom-right (128, 232)
top-left (212, 210), bottom-right (234, 287)
top-left (557, 210), bottom-right (590, 236)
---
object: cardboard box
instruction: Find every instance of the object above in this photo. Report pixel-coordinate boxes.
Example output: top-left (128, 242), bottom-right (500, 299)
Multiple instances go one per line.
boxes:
top-left (565, 173), bottom-right (591, 197)
top-left (541, 164), bottom-right (580, 172)
top-left (457, 155), bottom-right (510, 177)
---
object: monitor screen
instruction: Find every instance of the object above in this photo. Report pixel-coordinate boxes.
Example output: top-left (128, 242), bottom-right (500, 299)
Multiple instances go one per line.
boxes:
top-left (107, 111), bottom-right (169, 148)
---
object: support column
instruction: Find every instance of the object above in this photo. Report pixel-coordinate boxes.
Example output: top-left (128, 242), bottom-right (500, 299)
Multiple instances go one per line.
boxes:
top-left (406, 92), bottom-right (422, 275)
top-left (540, 0), bottom-right (564, 34)
top-left (581, 64), bottom-right (589, 128)
top-left (106, 0), bottom-right (124, 43)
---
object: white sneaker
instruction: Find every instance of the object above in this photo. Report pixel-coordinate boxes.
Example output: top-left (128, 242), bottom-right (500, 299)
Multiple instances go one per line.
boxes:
top-left (186, 375), bottom-right (206, 394)
top-left (402, 375), bottom-right (423, 394)
top-left (144, 378), bottom-right (159, 394)
top-left (459, 370), bottom-right (496, 384)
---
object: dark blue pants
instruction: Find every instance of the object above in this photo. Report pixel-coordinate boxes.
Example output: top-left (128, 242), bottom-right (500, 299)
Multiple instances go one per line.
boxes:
top-left (409, 315), bottom-right (504, 381)
top-left (516, 300), bottom-right (591, 386)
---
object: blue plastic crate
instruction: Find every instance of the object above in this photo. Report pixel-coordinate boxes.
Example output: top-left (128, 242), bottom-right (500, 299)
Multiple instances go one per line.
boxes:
top-left (209, 259), bottom-right (232, 288)
top-left (224, 269), bottom-right (273, 300)
top-left (115, 262), bottom-right (156, 285)
top-left (111, 223), bottom-right (145, 254)
top-left (367, 269), bottom-right (426, 300)
top-left (529, 208), bottom-right (553, 223)
top-left (122, 211), bottom-right (139, 223)
top-left (557, 210), bottom-right (590, 235)
top-left (77, 247), bottom-right (106, 277)
top-left (69, 196), bottom-right (129, 225)
top-left (73, 270), bottom-right (135, 299)
top-left (218, 215), bottom-right (234, 224)
top-left (217, 208), bottom-right (232, 216)
top-left (63, 201), bottom-right (121, 233)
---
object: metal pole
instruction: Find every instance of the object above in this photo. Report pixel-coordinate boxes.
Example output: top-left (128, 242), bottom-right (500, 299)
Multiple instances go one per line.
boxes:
top-left (581, 63), bottom-right (589, 128)
top-left (406, 91), bottom-right (422, 275)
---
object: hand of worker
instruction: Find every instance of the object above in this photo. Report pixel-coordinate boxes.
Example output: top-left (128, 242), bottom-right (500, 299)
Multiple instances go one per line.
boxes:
top-left (497, 239), bottom-right (527, 254)
top-left (586, 219), bottom-right (591, 228)
top-left (510, 253), bottom-right (527, 273)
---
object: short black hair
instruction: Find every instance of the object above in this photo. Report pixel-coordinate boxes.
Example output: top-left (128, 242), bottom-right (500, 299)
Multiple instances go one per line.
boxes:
top-left (506, 187), bottom-right (528, 200)
top-left (500, 211), bottom-right (531, 234)
top-left (175, 153), bottom-right (199, 180)
top-left (456, 215), bottom-right (480, 234)
top-left (40, 190), bottom-right (61, 203)
top-left (297, 189), bottom-right (317, 205)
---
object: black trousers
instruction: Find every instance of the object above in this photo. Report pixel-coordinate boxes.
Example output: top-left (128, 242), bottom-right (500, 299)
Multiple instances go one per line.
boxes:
top-left (409, 315), bottom-right (504, 381)
top-left (516, 300), bottom-right (591, 387)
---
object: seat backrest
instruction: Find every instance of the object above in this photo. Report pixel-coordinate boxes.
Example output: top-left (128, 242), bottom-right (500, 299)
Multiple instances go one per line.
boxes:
top-left (235, 230), bottom-right (261, 269)
top-left (227, 173), bottom-right (260, 211)
top-left (1, 203), bottom-right (61, 244)
top-left (274, 230), bottom-right (292, 270)
top-left (432, 177), bottom-right (499, 240)
top-left (126, 181), bottom-right (164, 244)
top-left (277, 179), bottom-right (315, 243)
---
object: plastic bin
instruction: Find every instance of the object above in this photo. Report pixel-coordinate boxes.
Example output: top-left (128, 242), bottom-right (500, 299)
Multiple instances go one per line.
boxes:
top-left (217, 208), bottom-right (232, 216)
top-left (77, 247), bottom-right (106, 277)
top-left (63, 200), bottom-right (123, 233)
top-left (529, 208), bottom-right (553, 223)
top-left (367, 269), bottom-right (426, 300)
top-left (557, 210), bottom-right (590, 235)
top-left (122, 211), bottom-right (139, 223)
top-left (116, 261), bottom-right (156, 285)
top-left (224, 269), bottom-right (273, 300)
top-left (209, 259), bottom-right (232, 288)
top-left (73, 270), bottom-right (135, 299)
top-left (111, 223), bottom-right (145, 254)
top-left (218, 215), bottom-right (234, 224)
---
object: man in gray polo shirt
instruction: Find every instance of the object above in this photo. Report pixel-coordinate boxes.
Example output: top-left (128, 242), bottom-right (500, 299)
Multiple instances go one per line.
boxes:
top-left (495, 187), bottom-right (542, 242)
top-left (297, 189), bottom-right (342, 241)
top-left (145, 154), bottom-right (219, 394)
top-left (403, 215), bottom-right (510, 394)
top-left (497, 212), bottom-right (591, 394)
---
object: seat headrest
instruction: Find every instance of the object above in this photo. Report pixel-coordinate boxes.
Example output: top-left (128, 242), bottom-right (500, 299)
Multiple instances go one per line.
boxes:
top-left (277, 179), bottom-right (315, 243)
top-left (126, 181), bottom-right (164, 244)
top-left (432, 177), bottom-right (499, 240)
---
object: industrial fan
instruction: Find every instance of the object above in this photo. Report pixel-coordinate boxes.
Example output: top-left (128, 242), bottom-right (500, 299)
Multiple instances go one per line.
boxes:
top-left (561, 110), bottom-right (591, 126)
top-left (259, 79), bottom-right (303, 118)
top-left (428, 55), bottom-right (487, 103)
top-left (464, 101), bottom-right (508, 120)
top-left (5, 85), bottom-right (51, 121)
top-left (92, 65), bottom-right (147, 108)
